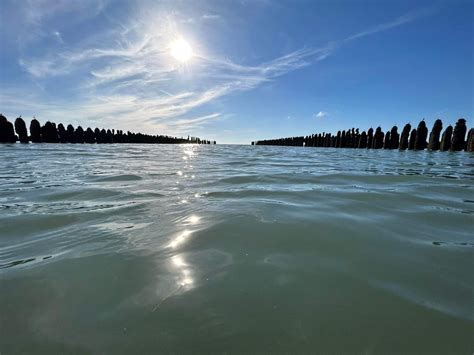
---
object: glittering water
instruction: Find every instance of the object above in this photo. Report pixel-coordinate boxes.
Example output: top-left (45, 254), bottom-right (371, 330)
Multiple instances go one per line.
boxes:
top-left (1, 144), bottom-right (473, 354)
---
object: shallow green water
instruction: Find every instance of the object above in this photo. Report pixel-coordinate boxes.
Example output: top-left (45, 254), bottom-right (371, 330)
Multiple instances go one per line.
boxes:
top-left (1, 144), bottom-right (473, 354)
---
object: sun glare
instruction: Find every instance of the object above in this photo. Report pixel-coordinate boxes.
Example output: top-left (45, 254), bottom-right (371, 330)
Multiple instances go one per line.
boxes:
top-left (170, 38), bottom-right (193, 63)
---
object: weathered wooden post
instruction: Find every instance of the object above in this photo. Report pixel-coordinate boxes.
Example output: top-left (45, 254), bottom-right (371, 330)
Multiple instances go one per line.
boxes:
top-left (66, 124), bottom-right (75, 143)
top-left (30, 118), bottom-right (42, 142)
top-left (339, 130), bottom-right (346, 148)
top-left (345, 130), bottom-right (351, 148)
top-left (372, 127), bottom-right (384, 149)
top-left (399, 124), bottom-right (411, 150)
top-left (383, 131), bottom-right (391, 149)
top-left (0, 114), bottom-right (7, 143)
top-left (100, 129), bottom-right (107, 143)
top-left (0, 114), bottom-right (16, 143)
top-left (428, 119), bottom-right (443, 151)
top-left (358, 131), bottom-right (367, 148)
top-left (75, 126), bottom-right (85, 143)
top-left (367, 128), bottom-right (374, 148)
top-left (408, 129), bottom-right (417, 150)
top-left (414, 120), bottom-right (428, 150)
top-left (14, 117), bottom-right (28, 143)
top-left (466, 128), bottom-right (474, 152)
top-left (450, 118), bottom-right (467, 151)
top-left (440, 126), bottom-right (453, 151)
top-left (106, 129), bottom-right (113, 143)
top-left (335, 131), bottom-right (341, 147)
top-left (389, 126), bottom-right (399, 149)
top-left (94, 128), bottom-right (101, 143)
top-left (52, 123), bottom-right (60, 143)
top-left (41, 121), bottom-right (59, 143)
top-left (354, 128), bottom-right (360, 148)
top-left (57, 123), bottom-right (67, 143)
top-left (84, 128), bottom-right (95, 143)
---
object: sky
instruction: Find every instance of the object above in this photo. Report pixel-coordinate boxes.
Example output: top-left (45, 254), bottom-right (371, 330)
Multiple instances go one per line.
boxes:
top-left (0, 0), bottom-right (472, 144)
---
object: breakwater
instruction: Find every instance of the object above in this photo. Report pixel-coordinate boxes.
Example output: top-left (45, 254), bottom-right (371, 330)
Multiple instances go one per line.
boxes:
top-left (253, 118), bottom-right (474, 152)
top-left (0, 115), bottom-right (216, 144)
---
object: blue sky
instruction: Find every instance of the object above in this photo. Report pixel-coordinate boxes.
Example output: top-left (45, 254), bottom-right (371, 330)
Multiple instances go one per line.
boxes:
top-left (0, 0), bottom-right (472, 144)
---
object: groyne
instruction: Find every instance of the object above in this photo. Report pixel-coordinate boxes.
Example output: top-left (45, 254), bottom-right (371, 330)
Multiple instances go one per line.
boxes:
top-left (252, 118), bottom-right (473, 152)
top-left (0, 115), bottom-right (216, 144)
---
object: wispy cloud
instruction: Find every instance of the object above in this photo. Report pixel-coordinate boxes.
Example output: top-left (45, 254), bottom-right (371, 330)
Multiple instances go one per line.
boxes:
top-left (201, 14), bottom-right (221, 21)
top-left (344, 6), bottom-right (438, 42)
top-left (166, 112), bottom-right (221, 128)
top-left (5, 2), bottom-right (436, 136)
top-left (314, 111), bottom-right (328, 118)
top-left (24, 0), bottom-right (108, 25)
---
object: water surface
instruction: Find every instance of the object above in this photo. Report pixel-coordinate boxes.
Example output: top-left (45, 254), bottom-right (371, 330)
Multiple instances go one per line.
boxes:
top-left (1, 144), bottom-right (473, 354)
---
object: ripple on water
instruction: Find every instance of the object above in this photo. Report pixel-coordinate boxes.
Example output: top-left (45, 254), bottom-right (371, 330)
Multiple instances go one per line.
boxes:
top-left (91, 174), bottom-right (143, 182)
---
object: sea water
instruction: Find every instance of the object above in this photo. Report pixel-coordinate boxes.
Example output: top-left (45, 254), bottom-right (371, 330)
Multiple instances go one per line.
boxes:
top-left (1, 144), bottom-right (473, 354)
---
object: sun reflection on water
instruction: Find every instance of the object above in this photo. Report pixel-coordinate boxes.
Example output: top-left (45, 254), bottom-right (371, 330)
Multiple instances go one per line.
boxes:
top-left (168, 230), bottom-right (192, 248)
top-left (171, 255), bottom-right (194, 288)
top-left (188, 215), bottom-right (200, 224)
top-left (163, 144), bottom-right (202, 291)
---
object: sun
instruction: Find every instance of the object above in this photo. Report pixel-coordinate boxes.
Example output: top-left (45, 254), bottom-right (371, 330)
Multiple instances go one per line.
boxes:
top-left (169, 38), bottom-right (193, 63)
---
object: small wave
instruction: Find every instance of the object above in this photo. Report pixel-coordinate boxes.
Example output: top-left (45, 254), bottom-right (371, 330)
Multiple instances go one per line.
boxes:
top-left (371, 280), bottom-right (474, 322)
top-left (0, 255), bottom-right (53, 270)
top-left (92, 174), bottom-right (143, 182)
top-left (432, 241), bottom-right (474, 247)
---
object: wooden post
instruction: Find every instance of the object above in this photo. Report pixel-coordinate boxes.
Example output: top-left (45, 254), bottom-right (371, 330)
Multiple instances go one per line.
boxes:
top-left (30, 118), bottom-right (42, 143)
top-left (340, 130), bottom-right (346, 148)
top-left (367, 128), bottom-right (374, 149)
top-left (466, 128), bottom-right (474, 152)
top-left (428, 119), bottom-right (443, 151)
top-left (14, 117), bottom-right (28, 143)
top-left (414, 120), bottom-right (428, 150)
top-left (335, 131), bottom-right (341, 147)
top-left (383, 131), bottom-right (391, 149)
top-left (358, 131), bottom-right (367, 148)
top-left (0, 114), bottom-right (16, 143)
top-left (75, 126), bottom-right (85, 143)
top-left (57, 123), bottom-right (67, 143)
top-left (450, 118), bottom-right (467, 151)
top-left (372, 127), bottom-right (384, 149)
top-left (399, 124), bottom-right (411, 150)
top-left (353, 128), bottom-right (360, 148)
top-left (408, 129), bottom-right (417, 150)
top-left (440, 126), bottom-right (453, 151)
top-left (389, 126), bottom-right (399, 149)
top-left (84, 128), bottom-right (96, 143)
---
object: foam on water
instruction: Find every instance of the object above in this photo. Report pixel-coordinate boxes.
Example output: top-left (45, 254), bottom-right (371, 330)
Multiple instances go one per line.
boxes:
top-left (0, 144), bottom-right (473, 353)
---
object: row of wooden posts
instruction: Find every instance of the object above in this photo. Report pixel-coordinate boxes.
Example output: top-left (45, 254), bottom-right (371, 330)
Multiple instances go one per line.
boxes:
top-left (0, 115), bottom-right (216, 145)
top-left (252, 119), bottom-right (473, 152)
